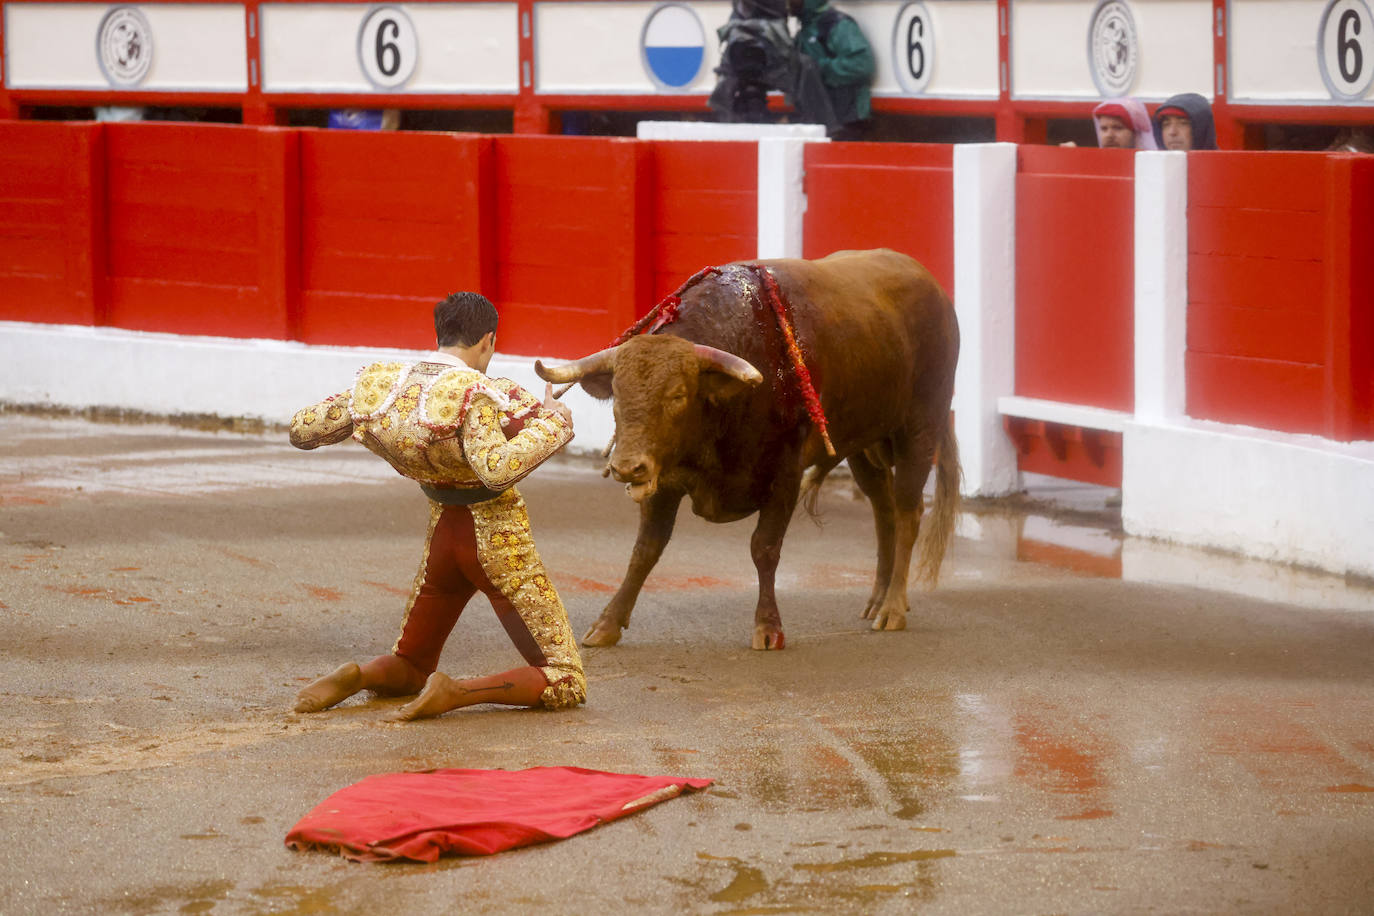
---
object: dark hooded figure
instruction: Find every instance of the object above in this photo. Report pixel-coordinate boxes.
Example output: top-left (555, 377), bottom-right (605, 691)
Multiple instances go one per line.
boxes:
top-left (1151, 92), bottom-right (1219, 151)
top-left (789, 0), bottom-right (875, 138)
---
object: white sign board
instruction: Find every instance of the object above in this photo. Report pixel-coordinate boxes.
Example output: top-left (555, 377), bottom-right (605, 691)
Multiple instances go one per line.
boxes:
top-left (4, 2), bottom-right (246, 91)
top-left (1011, 0), bottom-right (1212, 100)
top-left (259, 3), bottom-right (518, 93)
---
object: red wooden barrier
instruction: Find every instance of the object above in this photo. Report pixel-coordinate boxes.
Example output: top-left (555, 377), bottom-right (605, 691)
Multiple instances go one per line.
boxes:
top-left (490, 135), bottom-right (649, 358)
top-left (296, 129), bottom-right (491, 350)
top-left (802, 142), bottom-right (954, 295)
top-left (0, 120), bottom-right (103, 326)
top-left (1014, 146), bottom-right (1134, 412)
top-left (643, 140), bottom-right (756, 304)
top-left (101, 122), bottom-right (295, 338)
top-left (1186, 152), bottom-right (1374, 441)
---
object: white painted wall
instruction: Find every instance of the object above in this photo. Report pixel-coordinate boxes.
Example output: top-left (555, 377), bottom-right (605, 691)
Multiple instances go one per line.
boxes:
top-left (0, 322), bottom-right (616, 455)
top-left (5, 2), bottom-right (247, 91)
top-left (1230, 0), bottom-right (1351, 101)
top-left (952, 142), bottom-right (1020, 497)
top-left (1122, 419), bottom-right (1374, 579)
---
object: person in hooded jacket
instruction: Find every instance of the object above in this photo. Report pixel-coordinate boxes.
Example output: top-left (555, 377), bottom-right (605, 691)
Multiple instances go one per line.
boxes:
top-left (1152, 93), bottom-right (1219, 150)
top-left (788, 0), bottom-right (875, 138)
top-left (1092, 98), bottom-right (1158, 149)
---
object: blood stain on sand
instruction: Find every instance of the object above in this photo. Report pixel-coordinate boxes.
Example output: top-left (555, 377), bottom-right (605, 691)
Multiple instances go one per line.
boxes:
top-left (304, 585), bottom-right (343, 601)
top-left (362, 580), bottom-right (410, 597)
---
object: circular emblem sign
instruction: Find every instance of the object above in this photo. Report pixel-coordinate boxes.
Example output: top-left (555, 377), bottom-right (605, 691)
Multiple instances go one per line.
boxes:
top-left (640, 3), bottom-right (706, 89)
top-left (1087, 0), bottom-right (1139, 97)
top-left (1319, 0), bottom-right (1374, 99)
top-left (358, 6), bottom-right (418, 90)
top-left (96, 6), bottom-right (153, 88)
top-left (892, 2), bottom-right (935, 95)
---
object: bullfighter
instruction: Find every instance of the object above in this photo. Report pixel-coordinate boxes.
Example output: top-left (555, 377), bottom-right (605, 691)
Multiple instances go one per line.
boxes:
top-left (288, 291), bottom-right (585, 719)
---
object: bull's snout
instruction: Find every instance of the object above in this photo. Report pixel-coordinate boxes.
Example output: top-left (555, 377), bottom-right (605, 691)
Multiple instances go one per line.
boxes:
top-left (609, 456), bottom-right (652, 485)
top-left (609, 453), bottom-right (659, 502)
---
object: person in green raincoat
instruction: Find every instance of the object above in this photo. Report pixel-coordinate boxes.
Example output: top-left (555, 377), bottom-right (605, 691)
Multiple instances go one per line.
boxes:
top-left (789, 0), bottom-right (875, 138)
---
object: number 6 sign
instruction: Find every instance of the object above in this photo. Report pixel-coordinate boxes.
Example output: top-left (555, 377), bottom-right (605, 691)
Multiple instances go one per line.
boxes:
top-left (1319, 0), bottom-right (1374, 99)
top-left (358, 6), bottom-right (418, 90)
top-left (893, 1), bottom-right (934, 95)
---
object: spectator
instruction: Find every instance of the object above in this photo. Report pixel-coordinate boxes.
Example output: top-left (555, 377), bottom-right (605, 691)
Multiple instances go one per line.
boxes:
top-left (1092, 98), bottom-right (1157, 149)
top-left (327, 109), bottom-right (401, 130)
top-left (1151, 93), bottom-right (1218, 150)
top-left (788, 0), bottom-right (875, 139)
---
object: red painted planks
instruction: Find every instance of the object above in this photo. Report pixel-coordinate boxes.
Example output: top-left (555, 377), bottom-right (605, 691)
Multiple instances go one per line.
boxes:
top-left (1015, 167), bottom-right (1134, 412)
top-left (1188, 303), bottom-right (1324, 364)
top-left (803, 144), bottom-right (954, 294)
top-left (1187, 152), bottom-right (1326, 211)
top-left (1186, 351), bottom-right (1326, 436)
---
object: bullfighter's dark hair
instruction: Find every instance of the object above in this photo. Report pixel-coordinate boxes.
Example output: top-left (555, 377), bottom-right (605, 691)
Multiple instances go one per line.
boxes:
top-left (435, 292), bottom-right (498, 348)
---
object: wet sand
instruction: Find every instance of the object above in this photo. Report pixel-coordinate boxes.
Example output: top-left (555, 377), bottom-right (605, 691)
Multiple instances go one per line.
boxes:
top-left (1, 414), bottom-right (1372, 914)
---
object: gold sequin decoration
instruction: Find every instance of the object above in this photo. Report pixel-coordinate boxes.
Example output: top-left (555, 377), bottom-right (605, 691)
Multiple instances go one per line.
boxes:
top-left (469, 489), bottom-right (584, 710)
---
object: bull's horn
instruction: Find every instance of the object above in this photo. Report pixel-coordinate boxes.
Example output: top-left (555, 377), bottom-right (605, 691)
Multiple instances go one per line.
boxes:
top-left (534, 347), bottom-right (618, 384)
top-left (694, 345), bottom-right (763, 385)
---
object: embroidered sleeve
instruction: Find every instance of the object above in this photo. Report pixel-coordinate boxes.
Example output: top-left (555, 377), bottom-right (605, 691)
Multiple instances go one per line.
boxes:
top-left (461, 393), bottom-right (573, 489)
top-left (289, 391), bottom-right (354, 450)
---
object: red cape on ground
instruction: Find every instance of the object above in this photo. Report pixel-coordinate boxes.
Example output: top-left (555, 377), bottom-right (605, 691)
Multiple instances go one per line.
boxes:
top-left (285, 766), bottom-right (713, 862)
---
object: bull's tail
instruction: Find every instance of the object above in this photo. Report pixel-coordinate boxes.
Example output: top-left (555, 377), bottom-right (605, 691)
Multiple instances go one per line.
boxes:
top-left (799, 465), bottom-right (830, 526)
top-left (915, 413), bottom-right (962, 587)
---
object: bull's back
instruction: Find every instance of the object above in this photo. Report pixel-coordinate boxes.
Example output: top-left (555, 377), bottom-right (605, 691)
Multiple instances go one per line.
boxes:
top-left (767, 249), bottom-right (957, 447)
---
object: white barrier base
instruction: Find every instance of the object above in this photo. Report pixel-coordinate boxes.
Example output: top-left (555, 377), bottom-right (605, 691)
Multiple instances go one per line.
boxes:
top-left (1123, 419), bottom-right (1374, 580)
top-left (0, 321), bottom-right (616, 455)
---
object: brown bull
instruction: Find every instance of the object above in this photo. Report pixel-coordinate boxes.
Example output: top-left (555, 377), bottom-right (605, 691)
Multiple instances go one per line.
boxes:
top-left (536, 248), bottom-right (960, 650)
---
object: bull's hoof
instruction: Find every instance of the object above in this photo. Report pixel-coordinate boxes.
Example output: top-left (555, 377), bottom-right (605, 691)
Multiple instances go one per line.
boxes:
top-left (861, 598), bottom-right (882, 621)
top-left (581, 620), bottom-right (624, 647)
top-left (870, 607), bottom-right (907, 632)
top-left (751, 625), bottom-right (786, 650)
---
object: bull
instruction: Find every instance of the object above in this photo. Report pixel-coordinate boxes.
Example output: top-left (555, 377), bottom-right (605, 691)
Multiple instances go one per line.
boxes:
top-left (535, 248), bottom-right (960, 650)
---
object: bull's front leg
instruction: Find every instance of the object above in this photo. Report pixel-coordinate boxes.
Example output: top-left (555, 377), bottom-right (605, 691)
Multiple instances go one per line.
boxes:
top-left (583, 488), bottom-right (684, 647)
top-left (749, 475), bottom-right (801, 651)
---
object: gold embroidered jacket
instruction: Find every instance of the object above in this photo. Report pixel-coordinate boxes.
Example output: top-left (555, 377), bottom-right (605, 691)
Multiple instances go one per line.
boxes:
top-left (289, 358), bottom-right (573, 491)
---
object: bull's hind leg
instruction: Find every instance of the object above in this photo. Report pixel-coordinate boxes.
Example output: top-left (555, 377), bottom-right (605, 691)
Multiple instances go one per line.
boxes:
top-left (848, 451), bottom-right (897, 621)
top-left (870, 429), bottom-right (937, 632)
top-left (584, 489), bottom-right (684, 647)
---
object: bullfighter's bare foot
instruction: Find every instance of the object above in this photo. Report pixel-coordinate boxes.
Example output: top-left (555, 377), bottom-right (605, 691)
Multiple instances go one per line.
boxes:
top-left (390, 672), bottom-right (461, 721)
top-left (293, 662), bottom-right (364, 713)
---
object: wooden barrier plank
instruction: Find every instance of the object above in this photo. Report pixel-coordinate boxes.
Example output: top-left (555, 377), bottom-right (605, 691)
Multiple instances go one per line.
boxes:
top-left (1187, 252), bottom-right (1322, 312)
top-left (1188, 303), bottom-right (1324, 365)
top-left (1186, 351), bottom-right (1326, 436)
top-left (1187, 152), bottom-right (1326, 211)
top-left (1015, 168), bottom-right (1133, 412)
top-left (1188, 206), bottom-right (1325, 261)
top-left (803, 143), bottom-right (954, 294)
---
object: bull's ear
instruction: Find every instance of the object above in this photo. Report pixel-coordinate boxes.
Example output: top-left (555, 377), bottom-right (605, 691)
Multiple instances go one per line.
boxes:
top-left (579, 373), bottom-right (614, 401)
top-left (699, 371), bottom-right (758, 406)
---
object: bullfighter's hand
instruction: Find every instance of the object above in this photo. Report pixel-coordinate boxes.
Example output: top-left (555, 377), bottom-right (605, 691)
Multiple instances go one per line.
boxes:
top-left (544, 381), bottom-right (573, 425)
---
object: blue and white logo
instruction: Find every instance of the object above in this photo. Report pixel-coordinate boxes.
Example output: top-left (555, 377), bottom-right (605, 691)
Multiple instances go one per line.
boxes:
top-left (641, 3), bottom-right (706, 89)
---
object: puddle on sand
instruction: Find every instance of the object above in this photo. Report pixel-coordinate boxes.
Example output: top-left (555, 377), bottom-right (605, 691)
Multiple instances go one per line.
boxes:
top-left (792, 849), bottom-right (956, 872)
top-left (100, 879), bottom-right (234, 915)
top-left (249, 883), bottom-right (342, 915)
top-left (696, 853), bottom-right (770, 904)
